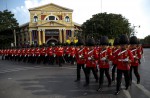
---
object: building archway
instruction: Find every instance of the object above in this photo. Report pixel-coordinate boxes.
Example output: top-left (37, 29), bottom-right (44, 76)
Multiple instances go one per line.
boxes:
top-left (46, 38), bottom-right (58, 45)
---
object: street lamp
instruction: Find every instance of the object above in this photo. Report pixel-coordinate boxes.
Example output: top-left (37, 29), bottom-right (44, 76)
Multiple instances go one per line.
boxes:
top-left (131, 25), bottom-right (140, 36)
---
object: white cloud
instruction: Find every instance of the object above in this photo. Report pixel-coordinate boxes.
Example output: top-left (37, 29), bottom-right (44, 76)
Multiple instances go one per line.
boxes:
top-left (11, 0), bottom-right (150, 38)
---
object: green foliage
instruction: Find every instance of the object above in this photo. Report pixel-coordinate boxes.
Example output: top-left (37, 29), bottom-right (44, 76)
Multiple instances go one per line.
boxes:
top-left (81, 12), bottom-right (131, 39)
top-left (144, 35), bottom-right (150, 44)
top-left (0, 10), bottom-right (19, 48)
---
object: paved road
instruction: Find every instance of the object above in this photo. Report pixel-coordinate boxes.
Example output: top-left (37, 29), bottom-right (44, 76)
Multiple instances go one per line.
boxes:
top-left (0, 49), bottom-right (150, 98)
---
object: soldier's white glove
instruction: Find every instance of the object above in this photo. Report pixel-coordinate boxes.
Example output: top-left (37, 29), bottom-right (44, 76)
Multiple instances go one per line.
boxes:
top-left (101, 57), bottom-right (106, 61)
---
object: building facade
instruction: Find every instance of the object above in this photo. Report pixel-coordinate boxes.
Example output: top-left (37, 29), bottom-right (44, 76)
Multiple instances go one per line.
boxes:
top-left (17, 3), bottom-right (81, 46)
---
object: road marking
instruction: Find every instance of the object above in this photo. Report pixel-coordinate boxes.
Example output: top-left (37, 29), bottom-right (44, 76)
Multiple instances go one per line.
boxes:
top-left (0, 66), bottom-right (76, 74)
top-left (121, 85), bottom-right (131, 98)
top-left (132, 80), bottom-right (150, 98)
top-left (123, 90), bottom-right (131, 98)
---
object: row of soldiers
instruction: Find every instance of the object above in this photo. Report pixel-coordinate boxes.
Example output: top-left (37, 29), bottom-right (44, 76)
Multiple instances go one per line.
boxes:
top-left (0, 34), bottom-right (143, 95)
top-left (74, 34), bottom-right (143, 95)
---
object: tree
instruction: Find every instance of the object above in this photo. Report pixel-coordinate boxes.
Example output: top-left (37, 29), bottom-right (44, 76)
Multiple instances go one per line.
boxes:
top-left (0, 10), bottom-right (19, 48)
top-left (144, 35), bottom-right (150, 44)
top-left (81, 12), bottom-right (131, 39)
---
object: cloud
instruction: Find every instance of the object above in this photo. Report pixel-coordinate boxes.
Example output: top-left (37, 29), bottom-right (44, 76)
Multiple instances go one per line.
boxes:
top-left (11, 0), bottom-right (150, 38)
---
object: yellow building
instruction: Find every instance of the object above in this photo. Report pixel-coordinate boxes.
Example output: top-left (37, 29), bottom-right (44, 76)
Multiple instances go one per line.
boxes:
top-left (17, 3), bottom-right (81, 46)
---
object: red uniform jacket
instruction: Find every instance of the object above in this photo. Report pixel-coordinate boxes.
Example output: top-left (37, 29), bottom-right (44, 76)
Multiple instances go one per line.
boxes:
top-left (137, 46), bottom-right (143, 59)
top-left (46, 47), bottom-right (53, 56)
top-left (35, 48), bottom-right (40, 56)
top-left (30, 48), bottom-right (35, 56)
top-left (56, 47), bottom-right (64, 56)
top-left (21, 49), bottom-right (26, 56)
top-left (75, 47), bottom-right (86, 64)
top-left (17, 49), bottom-right (21, 56)
top-left (70, 47), bottom-right (76, 57)
top-left (112, 47), bottom-right (120, 65)
top-left (65, 47), bottom-right (71, 55)
top-left (98, 48), bottom-right (113, 68)
top-left (27, 48), bottom-right (31, 56)
top-left (40, 48), bottom-right (46, 56)
top-left (85, 48), bottom-right (97, 68)
top-left (130, 48), bottom-right (141, 66)
top-left (117, 49), bottom-right (134, 70)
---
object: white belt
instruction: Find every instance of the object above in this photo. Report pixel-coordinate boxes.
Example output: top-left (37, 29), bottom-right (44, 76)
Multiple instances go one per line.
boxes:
top-left (118, 58), bottom-right (129, 62)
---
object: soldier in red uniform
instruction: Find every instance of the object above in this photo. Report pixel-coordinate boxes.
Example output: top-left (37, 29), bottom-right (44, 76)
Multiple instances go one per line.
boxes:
top-left (64, 44), bottom-right (71, 63)
top-left (74, 38), bottom-right (86, 82)
top-left (55, 43), bottom-right (64, 67)
top-left (30, 45), bottom-right (36, 63)
top-left (70, 42), bottom-right (76, 65)
top-left (38, 45), bottom-right (45, 64)
top-left (41, 44), bottom-right (48, 64)
top-left (111, 37), bottom-right (120, 82)
top-left (137, 39), bottom-right (143, 64)
top-left (1, 49), bottom-right (4, 60)
top-left (34, 45), bottom-right (41, 64)
top-left (47, 43), bottom-right (55, 65)
top-left (114, 34), bottom-right (134, 95)
top-left (84, 38), bottom-right (98, 86)
top-left (129, 36), bottom-right (141, 84)
top-left (97, 36), bottom-right (112, 91)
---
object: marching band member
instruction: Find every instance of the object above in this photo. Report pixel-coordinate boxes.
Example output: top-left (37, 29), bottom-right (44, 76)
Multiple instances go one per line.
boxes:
top-left (114, 34), bottom-right (134, 95)
top-left (129, 36), bottom-right (141, 84)
top-left (97, 36), bottom-right (112, 91)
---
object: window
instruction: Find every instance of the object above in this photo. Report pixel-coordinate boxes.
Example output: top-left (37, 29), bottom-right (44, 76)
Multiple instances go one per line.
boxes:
top-left (33, 16), bottom-right (38, 22)
top-left (65, 16), bottom-right (70, 22)
top-left (45, 15), bottom-right (59, 21)
top-left (49, 16), bottom-right (55, 20)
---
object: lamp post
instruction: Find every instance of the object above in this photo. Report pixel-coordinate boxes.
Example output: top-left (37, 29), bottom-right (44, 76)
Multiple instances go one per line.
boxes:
top-left (131, 25), bottom-right (140, 36)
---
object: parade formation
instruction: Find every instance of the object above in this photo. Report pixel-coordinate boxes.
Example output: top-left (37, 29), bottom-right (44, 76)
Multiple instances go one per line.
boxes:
top-left (0, 34), bottom-right (143, 95)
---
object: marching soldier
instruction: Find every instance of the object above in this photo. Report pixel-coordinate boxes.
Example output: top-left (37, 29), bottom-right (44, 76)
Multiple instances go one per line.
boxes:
top-left (74, 38), bottom-right (86, 82)
top-left (114, 34), bottom-right (134, 95)
top-left (137, 39), bottom-right (143, 64)
top-left (129, 36), bottom-right (141, 84)
top-left (70, 42), bottom-right (76, 65)
top-left (47, 43), bottom-right (55, 65)
top-left (84, 37), bottom-right (98, 86)
top-left (112, 37), bottom-right (120, 82)
top-left (97, 36), bottom-right (112, 91)
top-left (64, 44), bottom-right (71, 63)
top-left (55, 42), bottom-right (64, 67)
top-left (34, 45), bottom-right (40, 64)
top-left (30, 45), bottom-right (36, 63)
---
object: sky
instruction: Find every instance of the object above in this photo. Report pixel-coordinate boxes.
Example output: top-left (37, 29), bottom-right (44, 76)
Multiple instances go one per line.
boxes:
top-left (0, 0), bottom-right (150, 39)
